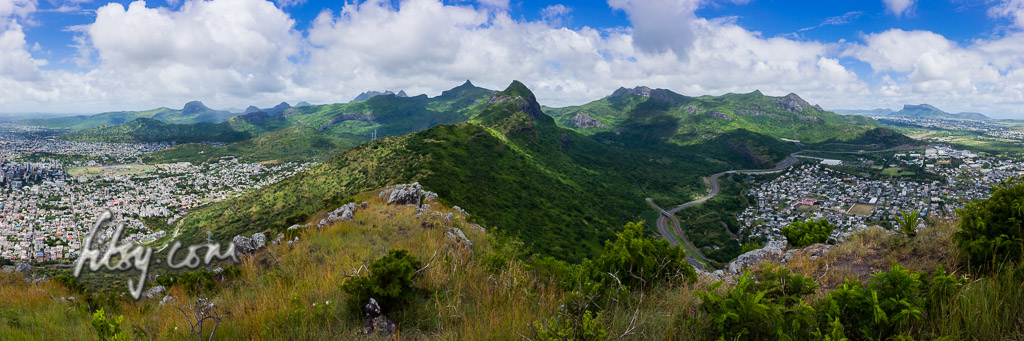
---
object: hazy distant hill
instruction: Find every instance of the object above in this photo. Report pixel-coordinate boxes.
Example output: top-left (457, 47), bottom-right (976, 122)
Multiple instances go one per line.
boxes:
top-left (891, 104), bottom-right (991, 120)
top-left (351, 90), bottom-right (409, 102)
top-left (243, 102), bottom-right (293, 116)
top-left (23, 101), bottom-right (235, 129)
top-left (545, 86), bottom-right (891, 146)
top-left (832, 108), bottom-right (894, 116)
top-left (145, 81), bottom-right (493, 163)
top-left (61, 118), bottom-right (250, 143)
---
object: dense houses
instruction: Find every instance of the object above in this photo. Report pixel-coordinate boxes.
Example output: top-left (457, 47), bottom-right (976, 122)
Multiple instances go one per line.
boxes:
top-left (0, 126), bottom-right (310, 262)
top-left (739, 145), bottom-right (1024, 242)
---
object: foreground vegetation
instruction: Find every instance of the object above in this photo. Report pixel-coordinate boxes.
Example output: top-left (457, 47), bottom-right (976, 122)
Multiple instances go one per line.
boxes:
top-left (4, 177), bottom-right (1024, 340)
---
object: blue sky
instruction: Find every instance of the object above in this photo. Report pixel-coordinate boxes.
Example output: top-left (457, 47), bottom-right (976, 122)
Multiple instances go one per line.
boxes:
top-left (3, 0), bottom-right (1024, 117)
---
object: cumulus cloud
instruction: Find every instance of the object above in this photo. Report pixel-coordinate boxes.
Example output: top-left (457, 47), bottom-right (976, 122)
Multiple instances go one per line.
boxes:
top-left (540, 4), bottom-right (570, 26)
top-left (882, 0), bottom-right (914, 17)
top-left (989, 0), bottom-right (1024, 29)
top-left (0, 0), bottom-right (37, 19)
top-left (607, 0), bottom-right (700, 57)
top-left (0, 0), bottom-right (1022, 117)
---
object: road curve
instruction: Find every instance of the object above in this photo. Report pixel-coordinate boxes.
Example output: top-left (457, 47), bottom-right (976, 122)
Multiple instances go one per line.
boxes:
top-left (648, 144), bottom-right (923, 270)
top-left (648, 155), bottom-right (798, 269)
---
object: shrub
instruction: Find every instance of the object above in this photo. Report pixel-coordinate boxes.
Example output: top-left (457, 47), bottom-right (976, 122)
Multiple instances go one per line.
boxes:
top-left (584, 222), bottom-right (696, 292)
top-left (954, 177), bottom-right (1024, 269)
top-left (894, 209), bottom-right (922, 238)
top-left (698, 266), bottom-right (820, 340)
top-left (91, 309), bottom-right (128, 341)
top-left (341, 249), bottom-right (423, 316)
top-left (782, 219), bottom-right (835, 248)
top-left (531, 310), bottom-right (608, 341)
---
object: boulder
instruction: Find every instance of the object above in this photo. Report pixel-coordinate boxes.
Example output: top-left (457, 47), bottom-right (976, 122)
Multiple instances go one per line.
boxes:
top-left (453, 206), bottom-right (468, 216)
top-left (341, 210), bottom-right (354, 221)
top-left (272, 233), bottom-right (285, 245)
top-left (443, 213), bottom-right (454, 224)
top-left (363, 298), bottom-right (397, 336)
top-left (232, 235), bottom-right (254, 254)
top-left (726, 240), bottom-right (785, 275)
top-left (445, 227), bottom-right (474, 250)
top-left (14, 262), bottom-right (30, 274)
top-left (251, 233), bottom-right (267, 251)
top-left (159, 295), bottom-right (176, 306)
top-left (360, 202), bottom-right (369, 209)
top-left (143, 285), bottom-right (166, 299)
top-left (423, 191), bottom-right (438, 203)
top-left (380, 183), bottom-right (424, 206)
top-left (470, 224), bottom-right (486, 233)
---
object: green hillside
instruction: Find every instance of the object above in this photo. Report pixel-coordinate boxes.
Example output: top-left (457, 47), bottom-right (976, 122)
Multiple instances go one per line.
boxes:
top-left (61, 118), bottom-right (251, 143)
top-left (171, 81), bottom-right (779, 262)
top-left (145, 81), bottom-right (494, 163)
top-left (545, 87), bottom-right (889, 146)
top-left (23, 101), bottom-right (234, 130)
top-left (891, 104), bottom-right (991, 120)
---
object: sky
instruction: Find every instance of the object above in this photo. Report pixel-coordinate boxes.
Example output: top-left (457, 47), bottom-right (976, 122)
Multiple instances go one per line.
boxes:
top-left (1, 0), bottom-right (1023, 118)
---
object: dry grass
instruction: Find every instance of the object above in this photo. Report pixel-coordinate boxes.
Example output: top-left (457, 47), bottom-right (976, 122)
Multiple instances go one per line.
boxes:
top-left (2, 191), bottom-right (564, 340)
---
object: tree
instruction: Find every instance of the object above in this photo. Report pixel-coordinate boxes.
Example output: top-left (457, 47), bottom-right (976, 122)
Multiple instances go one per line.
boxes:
top-left (782, 219), bottom-right (835, 248)
top-left (894, 209), bottom-right (922, 238)
top-left (342, 249), bottom-right (423, 316)
top-left (954, 177), bottom-right (1024, 269)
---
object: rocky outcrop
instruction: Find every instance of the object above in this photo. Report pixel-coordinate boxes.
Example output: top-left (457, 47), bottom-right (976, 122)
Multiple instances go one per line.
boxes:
top-left (379, 183), bottom-right (432, 206)
top-left (363, 298), bottom-right (397, 336)
top-left (445, 227), bottom-right (474, 250)
top-left (143, 285), bottom-right (166, 299)
top-left (707, 111), bottom-right (730, 120)
top-left (14, 262), bottom-right (31, 274)
top-left (610, 86), bottom-right (678, 104)
top-left (768, 94), bottom-right (813, 113)
top-left (232, 232), bottom-right (267, 255)
top-left (726, 240), bottom-right (786, 275)
top-left (569, 113), bottom-right (607, 128)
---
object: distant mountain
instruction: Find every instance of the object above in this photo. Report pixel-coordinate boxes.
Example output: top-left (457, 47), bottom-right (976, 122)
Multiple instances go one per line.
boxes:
top-left (832, 108), bottom-right (894, 116)
top-left (545, 86), bottom-right (897, 149)
top-left (295, 101), bottom-right (312, 107)
top-left (61, 118), bottom-right (250, 143)
top-left (351, 90), bottom-right (409, 102)
top-left (22, 101), bottom-right (235, 130)
top-left (145, 81), bottom-right (494, 163)
top-left (890, 104), bottom-right (991, 120)
top-left (243, 102), bottom-right (292, 116)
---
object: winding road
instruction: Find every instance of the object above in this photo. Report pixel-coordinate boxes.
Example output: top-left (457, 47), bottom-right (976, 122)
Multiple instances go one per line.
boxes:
top-left (649, 144), bottom-right (924, 270)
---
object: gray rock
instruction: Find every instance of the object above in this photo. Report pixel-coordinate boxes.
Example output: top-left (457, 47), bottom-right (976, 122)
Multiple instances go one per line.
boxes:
top-left (453, 206), bottom-right (468, 216)
top-left (360, 202), bottom-right (368, 209)
top-left (445, 227), bottom-right (474, 250)
top-left (232, 235), bottom-right (254, 254)
top-left (341, 209), bottom-right (354, 221)
top-left (15, 262), bottom-right (31, 274)
top-left (421, 204), bottom-right (431, 211)
top-left (444, 213), bottom-right (454, 224)
top-left (287, 224), bottom-right (302, 231)
top-left (272, 233), bottom-right (285, 245)
top-left (381, 183), bottom-right (424, 205)
top-left (470, 224), bottom-right (486, 233)
top-left (570, 113), bottom-right (607, 128)
top-left (251, 233), bottom-right (267, 251)
top-left (363, 298), bottom-right (397, 336)
top-left (159, 295), bottom-right (175, 306)
top-left (213, 267), bottom-right (224, 276)
top-left (726, 240), bottom-right (785, 275)
top-left (423, 191), bottom-right (438, 203)
top-left (143, 285), bottom-right (166, 299)
top-left (0, 265), bottom-right (13, 273)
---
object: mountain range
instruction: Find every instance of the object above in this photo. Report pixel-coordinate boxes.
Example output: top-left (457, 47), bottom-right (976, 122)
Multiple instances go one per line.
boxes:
top-left (23, 101), bottom-right (235, 130)
top-left (168, 81), bottom-right (913, 262)
top-left (834, 104), bottom-right (991, 121)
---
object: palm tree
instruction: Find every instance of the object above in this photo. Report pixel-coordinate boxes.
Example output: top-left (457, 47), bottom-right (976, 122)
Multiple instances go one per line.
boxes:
top-left (894, 209), bottom-right (921, 238)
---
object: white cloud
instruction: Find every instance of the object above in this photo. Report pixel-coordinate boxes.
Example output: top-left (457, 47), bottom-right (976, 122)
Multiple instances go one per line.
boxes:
top-left (607, 0), bottom-right (700, 57)
top-left (990, 0), bottom-right (1024, 29)
top-left (476, 0), bottom-right (508, 9)
top-left (1, 0), bottom-right (1023, 118)
top-left (540, 4), bottom-right (570, 26)
top-left (882, 0), bottom-right (914, 17)
top-left (0, 0), bottom-right (36, 19)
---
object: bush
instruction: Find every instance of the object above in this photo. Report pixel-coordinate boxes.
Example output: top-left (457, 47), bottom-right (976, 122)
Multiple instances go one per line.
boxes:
top-left (894, 209), bottom-right (922, 238)
top-left (698, 266), bottom-right (819, 340)
top-left (586, 222), bottom-right (696, 290)
top-left (341, 249), bottom-right (423, 316)
top-left (531, 310), bottom-right (608, 341)
top-left (782, 219), bottom-right (835, 248)
top-left (954, 177), bottom-right (1024, 269)
top-left (91, 309), bottom-right (128, 341)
